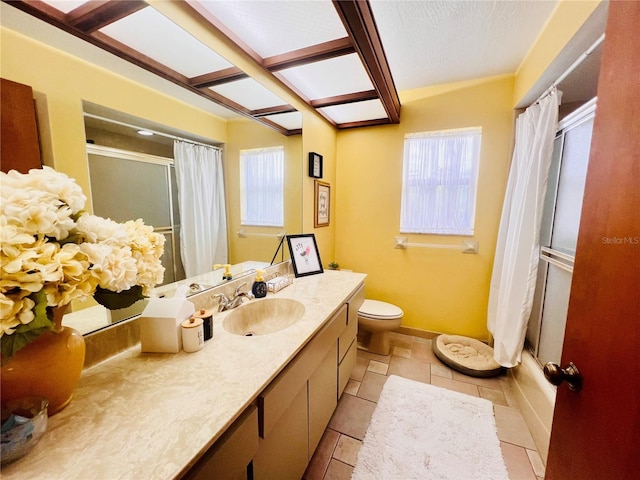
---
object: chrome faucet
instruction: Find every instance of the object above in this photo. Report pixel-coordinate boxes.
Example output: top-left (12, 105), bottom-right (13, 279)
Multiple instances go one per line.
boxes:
top-left (213, 283), bottom-right (254, 311)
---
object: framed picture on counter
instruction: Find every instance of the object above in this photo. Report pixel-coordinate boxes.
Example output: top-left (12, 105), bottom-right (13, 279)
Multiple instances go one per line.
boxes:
top-left (286, 234), bottom-right (323, 277)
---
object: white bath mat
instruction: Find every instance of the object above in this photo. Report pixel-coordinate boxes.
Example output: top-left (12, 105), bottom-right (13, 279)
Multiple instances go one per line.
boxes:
top-left (352, 375), bottom-right (508, 480)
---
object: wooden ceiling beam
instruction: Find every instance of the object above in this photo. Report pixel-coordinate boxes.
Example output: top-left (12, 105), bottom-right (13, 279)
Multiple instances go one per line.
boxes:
top-left (251, 105), bottom-right (298, 118)
top-left (66, 0), bottom-right (148, 33)
top-left (333, 0), bottom-right (401, 123)
top-left (263, 37), bottom-right (355, 71)
top-left (190, 67), bottom-right (248, 88)
top-left (311, 90), bottom-right (378, 108)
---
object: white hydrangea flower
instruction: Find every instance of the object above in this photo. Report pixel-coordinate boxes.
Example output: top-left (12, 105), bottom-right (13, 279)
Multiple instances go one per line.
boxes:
top-left (0, 167), bottom-right (165, 349)
top-left (75, 214), bottom-right (129, 244)
top-left (80, 243), bottom-right (137, 292)
top-left (4, 166), bottom-right (86, 214)
top-left (0, 293), bottom-right (34, 336)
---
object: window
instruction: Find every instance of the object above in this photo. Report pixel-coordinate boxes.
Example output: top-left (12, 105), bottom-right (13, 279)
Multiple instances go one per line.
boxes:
top-left (400, 127), bottom-right (481, 235)
top-left (240, 146), bottom-right (284, 226)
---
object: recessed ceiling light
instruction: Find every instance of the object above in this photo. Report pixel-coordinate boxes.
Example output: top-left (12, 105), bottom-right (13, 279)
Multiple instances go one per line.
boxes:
top-left (137, 130), bottom-right (154, 136)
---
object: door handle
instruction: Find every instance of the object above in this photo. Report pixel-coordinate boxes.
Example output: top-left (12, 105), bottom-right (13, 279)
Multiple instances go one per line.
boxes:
top-left (543, 362), bottom-right (583, 392)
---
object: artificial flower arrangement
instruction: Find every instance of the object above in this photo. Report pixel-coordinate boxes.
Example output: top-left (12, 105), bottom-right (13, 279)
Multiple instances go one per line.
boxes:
top-left (0, 167), bottom-right (165, 364)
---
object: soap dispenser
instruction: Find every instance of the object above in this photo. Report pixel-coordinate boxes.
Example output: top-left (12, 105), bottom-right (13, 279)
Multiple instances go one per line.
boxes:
top-left (213, 263), bottom-right (233, 280)
top-left (252, 269), bottom-right (267, 298)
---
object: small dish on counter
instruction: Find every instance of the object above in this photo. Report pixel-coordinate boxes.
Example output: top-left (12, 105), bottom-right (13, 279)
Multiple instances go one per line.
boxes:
top-left (1, 397), bottom-right (48, 465)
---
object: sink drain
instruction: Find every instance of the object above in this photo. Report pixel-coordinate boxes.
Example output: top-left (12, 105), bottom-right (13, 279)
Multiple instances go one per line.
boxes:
top-left (243, 331), bottom-right (256, 337)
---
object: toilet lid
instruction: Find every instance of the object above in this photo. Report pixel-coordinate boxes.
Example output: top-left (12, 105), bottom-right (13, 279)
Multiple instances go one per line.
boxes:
top-left (359, 299), bottom-right (403, 319)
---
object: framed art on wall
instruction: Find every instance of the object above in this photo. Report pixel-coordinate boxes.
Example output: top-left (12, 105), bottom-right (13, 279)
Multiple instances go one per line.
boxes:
top-left (286, 234), bottom-right (324, 277)
top-left (314, 180), bottom-right (330, 227)
top-left (308, 152), bottom-right (323, 178)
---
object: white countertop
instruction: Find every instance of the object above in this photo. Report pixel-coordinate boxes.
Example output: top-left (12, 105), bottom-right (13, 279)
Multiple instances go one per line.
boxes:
top-left (3, 270), bottom-right (366, 479)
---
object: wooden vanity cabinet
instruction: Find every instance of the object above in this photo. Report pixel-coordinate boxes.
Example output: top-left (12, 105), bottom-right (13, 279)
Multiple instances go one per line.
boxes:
top-left (254, 303), bottom-right (348, 480)
top-left (188, 282), bottom-right (365, 480)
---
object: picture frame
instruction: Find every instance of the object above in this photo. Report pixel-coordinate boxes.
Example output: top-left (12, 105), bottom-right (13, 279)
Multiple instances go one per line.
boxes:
top-left (308, 152), bottom-right (323, 178)
top-left (314, 180), bottom-right (330, 227)
top-left (286, 234), bottom-right (324, 277)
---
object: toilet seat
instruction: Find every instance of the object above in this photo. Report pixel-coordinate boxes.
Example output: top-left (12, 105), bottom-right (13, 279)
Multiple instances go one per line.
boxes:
top-left (358, 300), bottom-right (403, 320)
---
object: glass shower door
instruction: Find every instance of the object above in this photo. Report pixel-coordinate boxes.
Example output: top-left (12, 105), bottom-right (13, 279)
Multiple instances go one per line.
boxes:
top-left (527, 100), bottom-right (595, 366)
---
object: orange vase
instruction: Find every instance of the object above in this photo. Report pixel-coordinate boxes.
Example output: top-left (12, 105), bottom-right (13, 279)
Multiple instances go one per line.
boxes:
top-left (1, 307), bottom-right (86, 415)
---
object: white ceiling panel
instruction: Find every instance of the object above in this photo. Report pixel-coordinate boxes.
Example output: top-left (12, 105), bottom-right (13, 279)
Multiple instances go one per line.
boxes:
top-left (40, 0), bottom-right (88, 14)
top-left (197, 0), bottom-right (347, 58)
top-left (263, 111), bottom-right (303, 131)
top-left (210, 78), bottom-right (287, 111)
top-left (320, 99), bottom-right (387, 124)
top-left (278, 53), bottom-right (374, 100)
top-left (100, 8), bottom-right (233, 78)
top-left (370, 0), bottom-right (558, 90)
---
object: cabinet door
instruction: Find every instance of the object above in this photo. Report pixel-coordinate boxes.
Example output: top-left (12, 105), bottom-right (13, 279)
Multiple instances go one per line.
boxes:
top-left (253, 385), bottom-right (308, 480)
top-left (182, 406), bottom-right (258, 480)
top-left (308, 342), bottom-right (338, 457)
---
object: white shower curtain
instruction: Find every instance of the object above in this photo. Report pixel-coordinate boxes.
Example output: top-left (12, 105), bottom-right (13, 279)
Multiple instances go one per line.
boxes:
top-left (174, 141), bottom-right (228, 278)
top-left (487, 88), bottom-right (560, 368)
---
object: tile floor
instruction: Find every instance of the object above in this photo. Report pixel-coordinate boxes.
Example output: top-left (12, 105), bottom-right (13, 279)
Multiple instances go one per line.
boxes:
top-left (303, 332), bottom-right (545, 480)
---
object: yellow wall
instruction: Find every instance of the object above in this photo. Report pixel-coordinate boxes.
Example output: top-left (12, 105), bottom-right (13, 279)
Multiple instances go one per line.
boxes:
top-left (514, 0), bottom-right (602, 106)
top-left (301, 112), bottom-right (338, 267)
top-left (225, 118), bottom-right (302, 264)
top-left (335, 75), bottom-right (515, 340)
top-left (0, 27), bottom-right (228, 202)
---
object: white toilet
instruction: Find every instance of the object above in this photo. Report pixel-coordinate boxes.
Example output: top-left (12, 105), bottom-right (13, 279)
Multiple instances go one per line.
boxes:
top-left (357, 299), bottom-right (404, 355)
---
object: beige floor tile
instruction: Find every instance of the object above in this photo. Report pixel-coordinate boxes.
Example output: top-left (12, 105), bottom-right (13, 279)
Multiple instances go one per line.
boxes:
top-left (526, 449), bottom-right (546, 478)
top-left (479, 386), bottom-right (508, 406)
top-left (499, 376), bottom-right (521, 409)
top-left (412, 336), bottom-right (431, 344)
top-left (430, 363), bottom-right (453, 379)
top-left (430, 376), bottom-right (480, 397)
top-left (357, 371), bottom-right (388, 403)
top-left (333, 435), bottom-right (362, 467)
top-left (451, 370), bottom-right (505, 389)
top-left (328, 394), bottom-right (376, 440)
top-left (350, 356), bottom-right (368, 382)
top-left (367, 360), bottom-right (389, 375)
top-left (392, 346), bottom-right (412, 358)
top-left (494, 404), bottom-right (537, 449)
top-left (303, 428), bottom-right (340, 480)
top-left (500, 441), bottom-right (537, 480)
top-left (324, 459), bottom-right (354, 480)
top-left (389, 332), bottom-right (413, 349)
top-left (356, 349), bottom-right (391, 364)
top-left (387, 355), bottom-right (430, 384)
top-left (411, 340), bottom-right (441, 363)
top-left (344, 379), bottom-right (360, 396)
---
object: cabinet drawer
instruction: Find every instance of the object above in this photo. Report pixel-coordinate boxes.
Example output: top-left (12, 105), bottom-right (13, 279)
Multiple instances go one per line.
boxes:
top-left (259, 304), bottom-right (347, 438)
top-left (183, 406), bottom-right (258, 480)
top-left (339, 283), bottom-right (365, 361)
top-left (338, 339), bottom-right (357, 397)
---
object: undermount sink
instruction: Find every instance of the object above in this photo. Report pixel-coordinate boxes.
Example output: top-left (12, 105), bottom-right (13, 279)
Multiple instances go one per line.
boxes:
top-left (222, 298), bottom-right (305, 336)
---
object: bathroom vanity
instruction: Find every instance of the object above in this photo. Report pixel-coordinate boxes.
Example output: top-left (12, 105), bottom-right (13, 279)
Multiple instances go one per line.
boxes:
top-left (2, 269), bottom-right (366, 480)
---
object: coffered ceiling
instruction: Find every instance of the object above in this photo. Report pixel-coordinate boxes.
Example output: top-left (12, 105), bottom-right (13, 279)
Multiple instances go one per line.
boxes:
top-left (3, 0), bottom-right (567, 136)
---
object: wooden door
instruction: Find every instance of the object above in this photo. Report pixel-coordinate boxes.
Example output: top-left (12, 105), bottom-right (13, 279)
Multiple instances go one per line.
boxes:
top-left (1, 78), bottom-right (42, 173)
top-left (545, 2), bottom-right (640, 478)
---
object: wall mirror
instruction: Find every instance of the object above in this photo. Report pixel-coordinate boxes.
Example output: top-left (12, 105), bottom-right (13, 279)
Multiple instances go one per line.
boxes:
top-left (64, 103), bottom-right (303, 335)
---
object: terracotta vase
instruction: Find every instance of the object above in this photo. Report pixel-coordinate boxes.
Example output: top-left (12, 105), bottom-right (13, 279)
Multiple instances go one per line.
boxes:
top-left (1, 306), bottom-right (86, 415)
